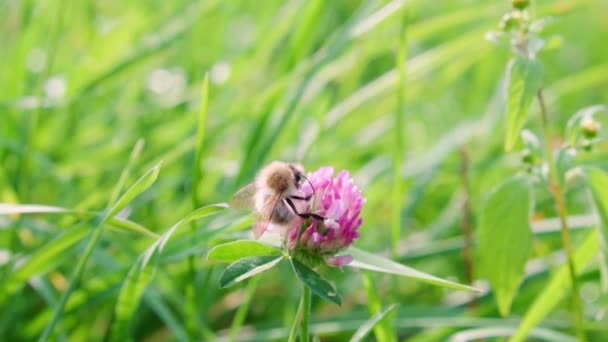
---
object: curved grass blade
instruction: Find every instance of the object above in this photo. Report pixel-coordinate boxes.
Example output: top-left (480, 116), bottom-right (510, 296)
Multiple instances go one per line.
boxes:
top-left (111, 253), bottom-right (159, 342)
top-left (208, 240), bottom-right (282, 262)
top-left (362, 273), bottom-right (395, 342)
top-left (0, 204), bottom-right (158, 238)
top-left (509, 230), bottom-right (600, 342)
top-left (1, 226), bottom-right (90, 300)
top-left (290, 257), bottom-right (341, 305)
top-left (111, 203), bottom-right (227, 341)
top-left (583, 167), bottom-right (608, 290)
top-left (349, 304), bottom-right (398, 342)
top-left (347, 247), bottom-right (479, 292)
top-left (106, 162), bottom-right (161, 219)
top-left (450, 327), bottom-right (576, 342)
top-left (40, 162), bottom-right (162, 342)
top-left (220, 256), bottom-right (283, 288)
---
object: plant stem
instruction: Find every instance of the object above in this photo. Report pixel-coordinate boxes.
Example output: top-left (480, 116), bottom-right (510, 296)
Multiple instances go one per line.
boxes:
top-left (187, 74), bottom-right (210, 339)
top-left (229, 277), bottom-right (259, 341)
top-left (300, 285), bottom-right (311, 342)
top-left (459, 147), bottom-right (475, 287)
top-left (288, 295), bottom-right (304, 342)
top-left (391, 9), bottom-right (407, 259)
top-left (39, 218), bottom-right (104, 342)
top-left (536, 89), bottom-right (586, 341)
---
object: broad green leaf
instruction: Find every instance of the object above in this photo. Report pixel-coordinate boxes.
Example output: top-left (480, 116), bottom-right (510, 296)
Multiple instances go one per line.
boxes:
top-left (208, 240), bottom-right (282, 262)
top-left (349, 304), bottom-right (398, 342)
top-left (479, 176), bottom-right (532, 316)
top-left (504, 56), bottom-right (543, 151)
top-left (290, 257), bottom-right (341, 305)
top-left (107, 162), bottom-right (162, 219)
top-left (509, 230), bottom-right (600, 342)
top-left (220, 256), bottom-right (283, 288)
top-left (583, 167), bottom-right (608, 289)
top-left (347, 248), bottom-right (479, 292)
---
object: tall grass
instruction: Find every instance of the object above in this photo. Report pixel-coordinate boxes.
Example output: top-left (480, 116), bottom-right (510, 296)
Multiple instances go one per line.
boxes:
top-left (1, 0), bottom-right (607, 341)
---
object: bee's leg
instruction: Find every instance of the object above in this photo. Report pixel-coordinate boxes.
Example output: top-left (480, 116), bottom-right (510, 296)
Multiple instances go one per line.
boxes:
top-left (288, 194), bottom-right (312, 201)
top-left (283, 198), bottom-right (325, 221)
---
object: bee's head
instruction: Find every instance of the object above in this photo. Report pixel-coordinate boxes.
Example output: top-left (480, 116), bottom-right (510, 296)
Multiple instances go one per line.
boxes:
top-left (288, 163), bottom-right (305, 188)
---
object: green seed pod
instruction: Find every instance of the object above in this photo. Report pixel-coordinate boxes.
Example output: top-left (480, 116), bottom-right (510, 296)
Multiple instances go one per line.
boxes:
top-left (581, 139), bottom-right (593, 152)
top-left (512, 0), bottom-right (530, 10)
top-left (521, 148), bottom-right (534, 164)
top-left (580, 116), bottom-right (600, 139)
top-left (499, 11), bottom-right (524, 32)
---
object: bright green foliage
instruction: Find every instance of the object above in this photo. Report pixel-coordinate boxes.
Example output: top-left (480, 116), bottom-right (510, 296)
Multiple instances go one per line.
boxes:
top-left (220, 256), bottom-right (283, 288)
top-left (348, 248), bottom-right (478, 292)
top-left (1, 0), bottom-right (607, 340)
top-left (510, 230), bottom-right (600, 342)
top-left (291, 257), bottom-right (342, 306)
top-left (349, 304), bottom-right (398, 342)
top-left (504, 56), bottom-right (543, 151)
top-left (479, 177), bottom-right (532, 316)
top-left (208, 240), bottom-right (283, 262)
top-left (584, 167), bottom-right (608, 289)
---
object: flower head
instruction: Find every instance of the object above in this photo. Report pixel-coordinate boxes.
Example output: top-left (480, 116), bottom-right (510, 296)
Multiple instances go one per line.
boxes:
top-left (287, 167), bottom-right (365, 267)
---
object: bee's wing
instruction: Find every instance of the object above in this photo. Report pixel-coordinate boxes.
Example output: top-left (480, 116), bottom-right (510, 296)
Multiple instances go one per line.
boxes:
top-left (230, 182), bottom-right (257, 210)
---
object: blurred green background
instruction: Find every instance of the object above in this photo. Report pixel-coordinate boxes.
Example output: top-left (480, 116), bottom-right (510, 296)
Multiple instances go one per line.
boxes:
top-left (1, 0), bottom-right (607, 341)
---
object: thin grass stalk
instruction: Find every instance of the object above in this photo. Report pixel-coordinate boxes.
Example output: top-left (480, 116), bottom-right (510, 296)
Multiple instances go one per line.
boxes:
top-left (536, 89), bottom-right (586, 341)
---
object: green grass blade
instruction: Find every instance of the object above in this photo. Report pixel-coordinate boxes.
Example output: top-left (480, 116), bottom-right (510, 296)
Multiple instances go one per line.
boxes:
top-left (361, 273), bottom-right (396, 342)
top-left (0, 204), bottom-right (158, 238)
top-left (39, 162), bottom-right (162, 342)
top-left (187, 72), bottom-right (210, 339)
top-left (229, 276), bottom-right (260, 341)
top-left (509, 229), bottom-right (600, 342)
top-left (106, 162), bottom-right (162, 219)
top-left (111, 253), bottom-right (159, 342)
top-left (583, 167), bottom-right (608, 289)
top-left (391, 7), bottom-right (408, 259)
top-left (349, 304), bottom-right (398, 342)
top-left (107, 138), bottom-right (145, 207)
top-left (110, 203), bottom-right (227, 341)
top-left (348, 247), bottom-right (479, 292)
top-left (1, 226), bottom-right (90, 300)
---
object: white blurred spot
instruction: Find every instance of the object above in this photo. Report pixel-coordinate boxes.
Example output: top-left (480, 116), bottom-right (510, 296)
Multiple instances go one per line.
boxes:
top-left (210, 61), bottom-right (231, 85)
top-left (228, 16), bottom-right (256, 49)
top-left (147, 67), bottom-right (187, 107)
top-left (18, 96), bottom-right (41, 110)
top-left (581, 282), bottom-right (600, 303)
top-left (0, 249), bottom-right (10, 266)
top-left (26, 48), bottom-right (47, 73)
top-left (44, 75), bottom-right (67, 101)
top-left (96, 15), bottom-right (117, 36)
